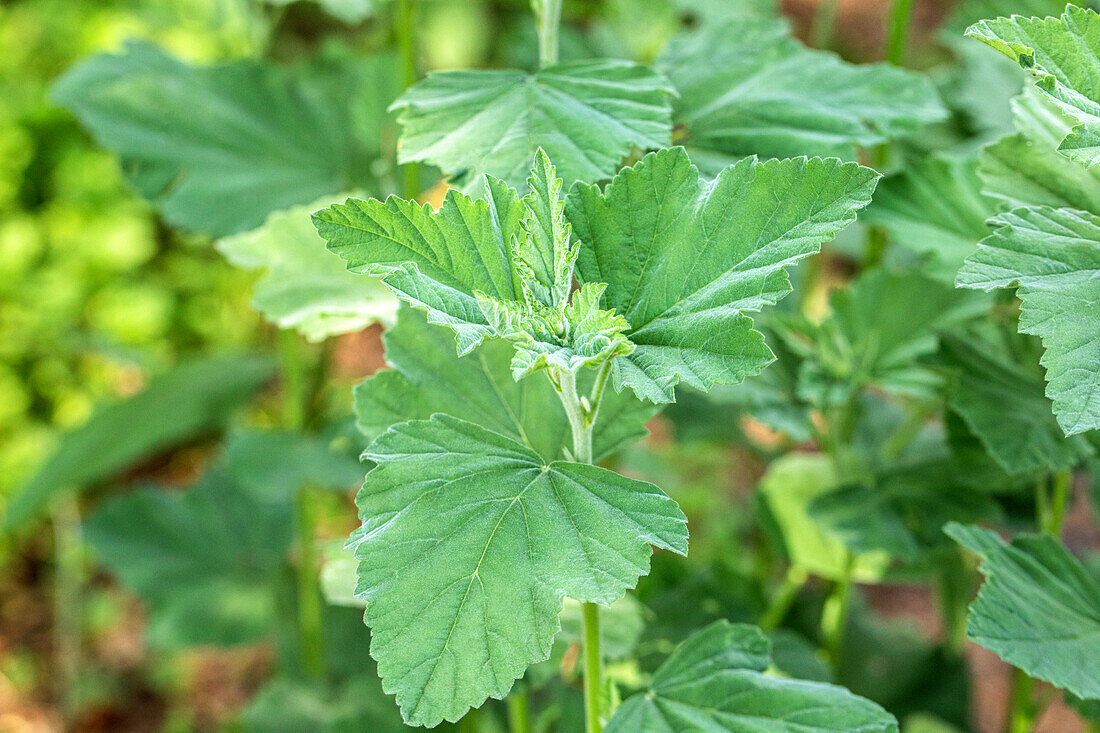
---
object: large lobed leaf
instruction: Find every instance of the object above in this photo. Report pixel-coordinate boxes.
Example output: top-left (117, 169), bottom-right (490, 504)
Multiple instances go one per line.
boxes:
top-left (52, 43), bottom-right (397, 236)
top-left (390, 61), bottom-right (675, 189)
top-left (947, 523), bottom-right (1100, 699)
top-left (605, 620), bottom-right (898, 732)
top-left (354, 306), bottom-right (656, 463)
top-left (658, 16), bottom-right (945, 172)
top-left (940, 337), bottom-right (1092, 474)
top-left (957, 206), bottom-right (1100, 435)
top-left (3, 353), bottom-right (274, 531)
top-left (567, 147), bottom-right (879, 402)
top-left (967, 5), bottom-right (1100, 168)
top-left (349, 414), bottom-right (688, 726)
top-left (217, 196), bottom-right (397, 341)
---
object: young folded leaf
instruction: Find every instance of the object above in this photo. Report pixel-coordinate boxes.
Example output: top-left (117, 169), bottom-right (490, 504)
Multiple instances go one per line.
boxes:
top-left (390, 61), bottom-right (675, 188)
top-left (657, 16), bottom-right (945, 172)
top-left (348, 414), bottom-right (688, 727)
top-left (314, 150), bottom-right (637, 379)
top-left (967, 6), bottom-right (1100, 168)
top-left (947, 523), bottom-right (1100, 700)
top-left (353, 306), bottom-right (656, 462)
top-left (956, 206), bottom-right (1100, 435)
top-left (567, 147), bottom-right (880, 402)
top-left (605, 620), bottom-right (898, 732)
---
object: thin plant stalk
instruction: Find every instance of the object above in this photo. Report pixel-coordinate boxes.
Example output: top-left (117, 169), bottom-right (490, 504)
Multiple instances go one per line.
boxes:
top-left (52, 494), bottom-right (83, 722)
top-left (759, 565), bottom-right (808, 632)
top-left (581, 600), bottom-right (603, 733)
top-left (1042, 469), bottom-right (1071, 536)
top-left (886, 0), bottom-right (916, 68)
top-left (812, 0), bottom-right (840, 50)
top-left (822, 552), bottom-right (855, 673)
top-left (1007, 668), bottom-right (1036, 733)
top-left (507, 688), bottom-right (531, 733)
top-left (534, 0), bottom-right (562, 68)
top-left (397, 0), bottom-right (420, 200)
top-left (279, 329), bottom-right (324, 678)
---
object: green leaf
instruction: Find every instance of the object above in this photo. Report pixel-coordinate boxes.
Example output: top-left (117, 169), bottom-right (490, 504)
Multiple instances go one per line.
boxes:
top-left (657, 16), bottom-right (945, 171)
top-left (85, 429), bottom-right (358, 648)
top-left (217, 196), bottom-right (397, 341)
top-left (809, 484), bottom-right (919, 562)
top-left (940, 337), bottom-right (1092, 474)
top-left (3, 353), bottom-right (274, 531)
top-left (52, 42), bottom-right (397, 236)
top-left (349, 414), bottom-right (687, 726)
top-left (979, 87), bottom-right (1100, 212)
top-left (779, 269), bottom-right (986, 405)
top-left (313, 176), bottom-right (525, 355)
top-left (605, 621), bottom-right (898, 732)
top-left (947, 523), bottom-right (1100, 699)
top-left (758, 453), bottom-right (890, 582)
top-left (566, 147), bottom-right (879, 403)
top-left (957, 206), bottom-right (1100, 434)
top-left (354, 306), bottom-right (656, 463)
top-left (967, 6), bottom-right (1100, 168)
top-left (390, 61), bottom-right (675, 188)
top-left (862, 155), bottom-right (996, 280)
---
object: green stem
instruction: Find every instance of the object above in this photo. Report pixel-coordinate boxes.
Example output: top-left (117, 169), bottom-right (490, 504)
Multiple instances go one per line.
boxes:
top-left (552, 367), bottom-right (609, 733)
top-left (822, 553), bottom-right (855, 673)
top-left (759, 565), bottom-right (808, 632)
top-left (886, 0), bottom-right (915, 67)
top-left (1007, 668), bottom-right (1036, 733)
top-left (534, 0), bottom-right (562, 68)
top-left (52, 494), bottom-right (83, 723)
top-left (1042, 470), bottom-right (1071, 536)
top-left (279, 330), bottom-right (324, 678)
top-left (507, 688), bottom-right (531, 733)
top-left (460, 706), bottom-right (480, 733)
top-left (581, 600), bottom-right (603, 733)
top-left (397, 0), bottom-right (420, 199)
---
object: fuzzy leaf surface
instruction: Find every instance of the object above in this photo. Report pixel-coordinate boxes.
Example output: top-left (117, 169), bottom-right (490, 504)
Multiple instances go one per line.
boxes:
top-left (967, 6), bottom-right (1100, 167)
top-left (947, 523), bottom-right (1100, 699)
top-left (217, 196), bottom-right (396, 341)
top-left (657, 17), bottom-right (945, 172)
top-left (957, 206), bottom-right (1100, 434)
top-left (353, 307), bottom-right (656, 462)
top-left (605, 621), bottom-right (898, 732)
top-left (52, 43), bottom-right (396, 236)
top-left (390, 61), bottom-right (674, 188)
top-left (349, 414), bottom-right (687, 726)
top-left (566, 147), bottom-right (879, 402)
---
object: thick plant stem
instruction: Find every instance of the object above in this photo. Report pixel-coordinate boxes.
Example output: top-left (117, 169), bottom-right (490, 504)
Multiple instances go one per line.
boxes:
top-left (534, 0), bottom-right (562, 68)
top-left (553, 366), bottom-right (609, 732)
top-left (507, 688), bottom-right (531, 733)
top-left (53, 494), bottom-right (83, 722)
top-left (886, 0), bottom-right (915, 67)
top-left (397, 0), bottom-right (419, 199)
top-left (581, 600), bottom-right (603, 733)
top-left (279, 330), bottom-right (324, 678)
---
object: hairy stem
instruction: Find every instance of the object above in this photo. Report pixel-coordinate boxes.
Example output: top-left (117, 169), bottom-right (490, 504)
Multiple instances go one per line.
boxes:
top-left (397, 0), bottom-right (420, 199)
top-left (534, 0), bottom-right (562, 68)
top-left (279, 330), bottom-right (324, 678)
top-left (581, 600), bottom-right (603, 733)
top-left (552, 366), bottom-right (610, 733)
